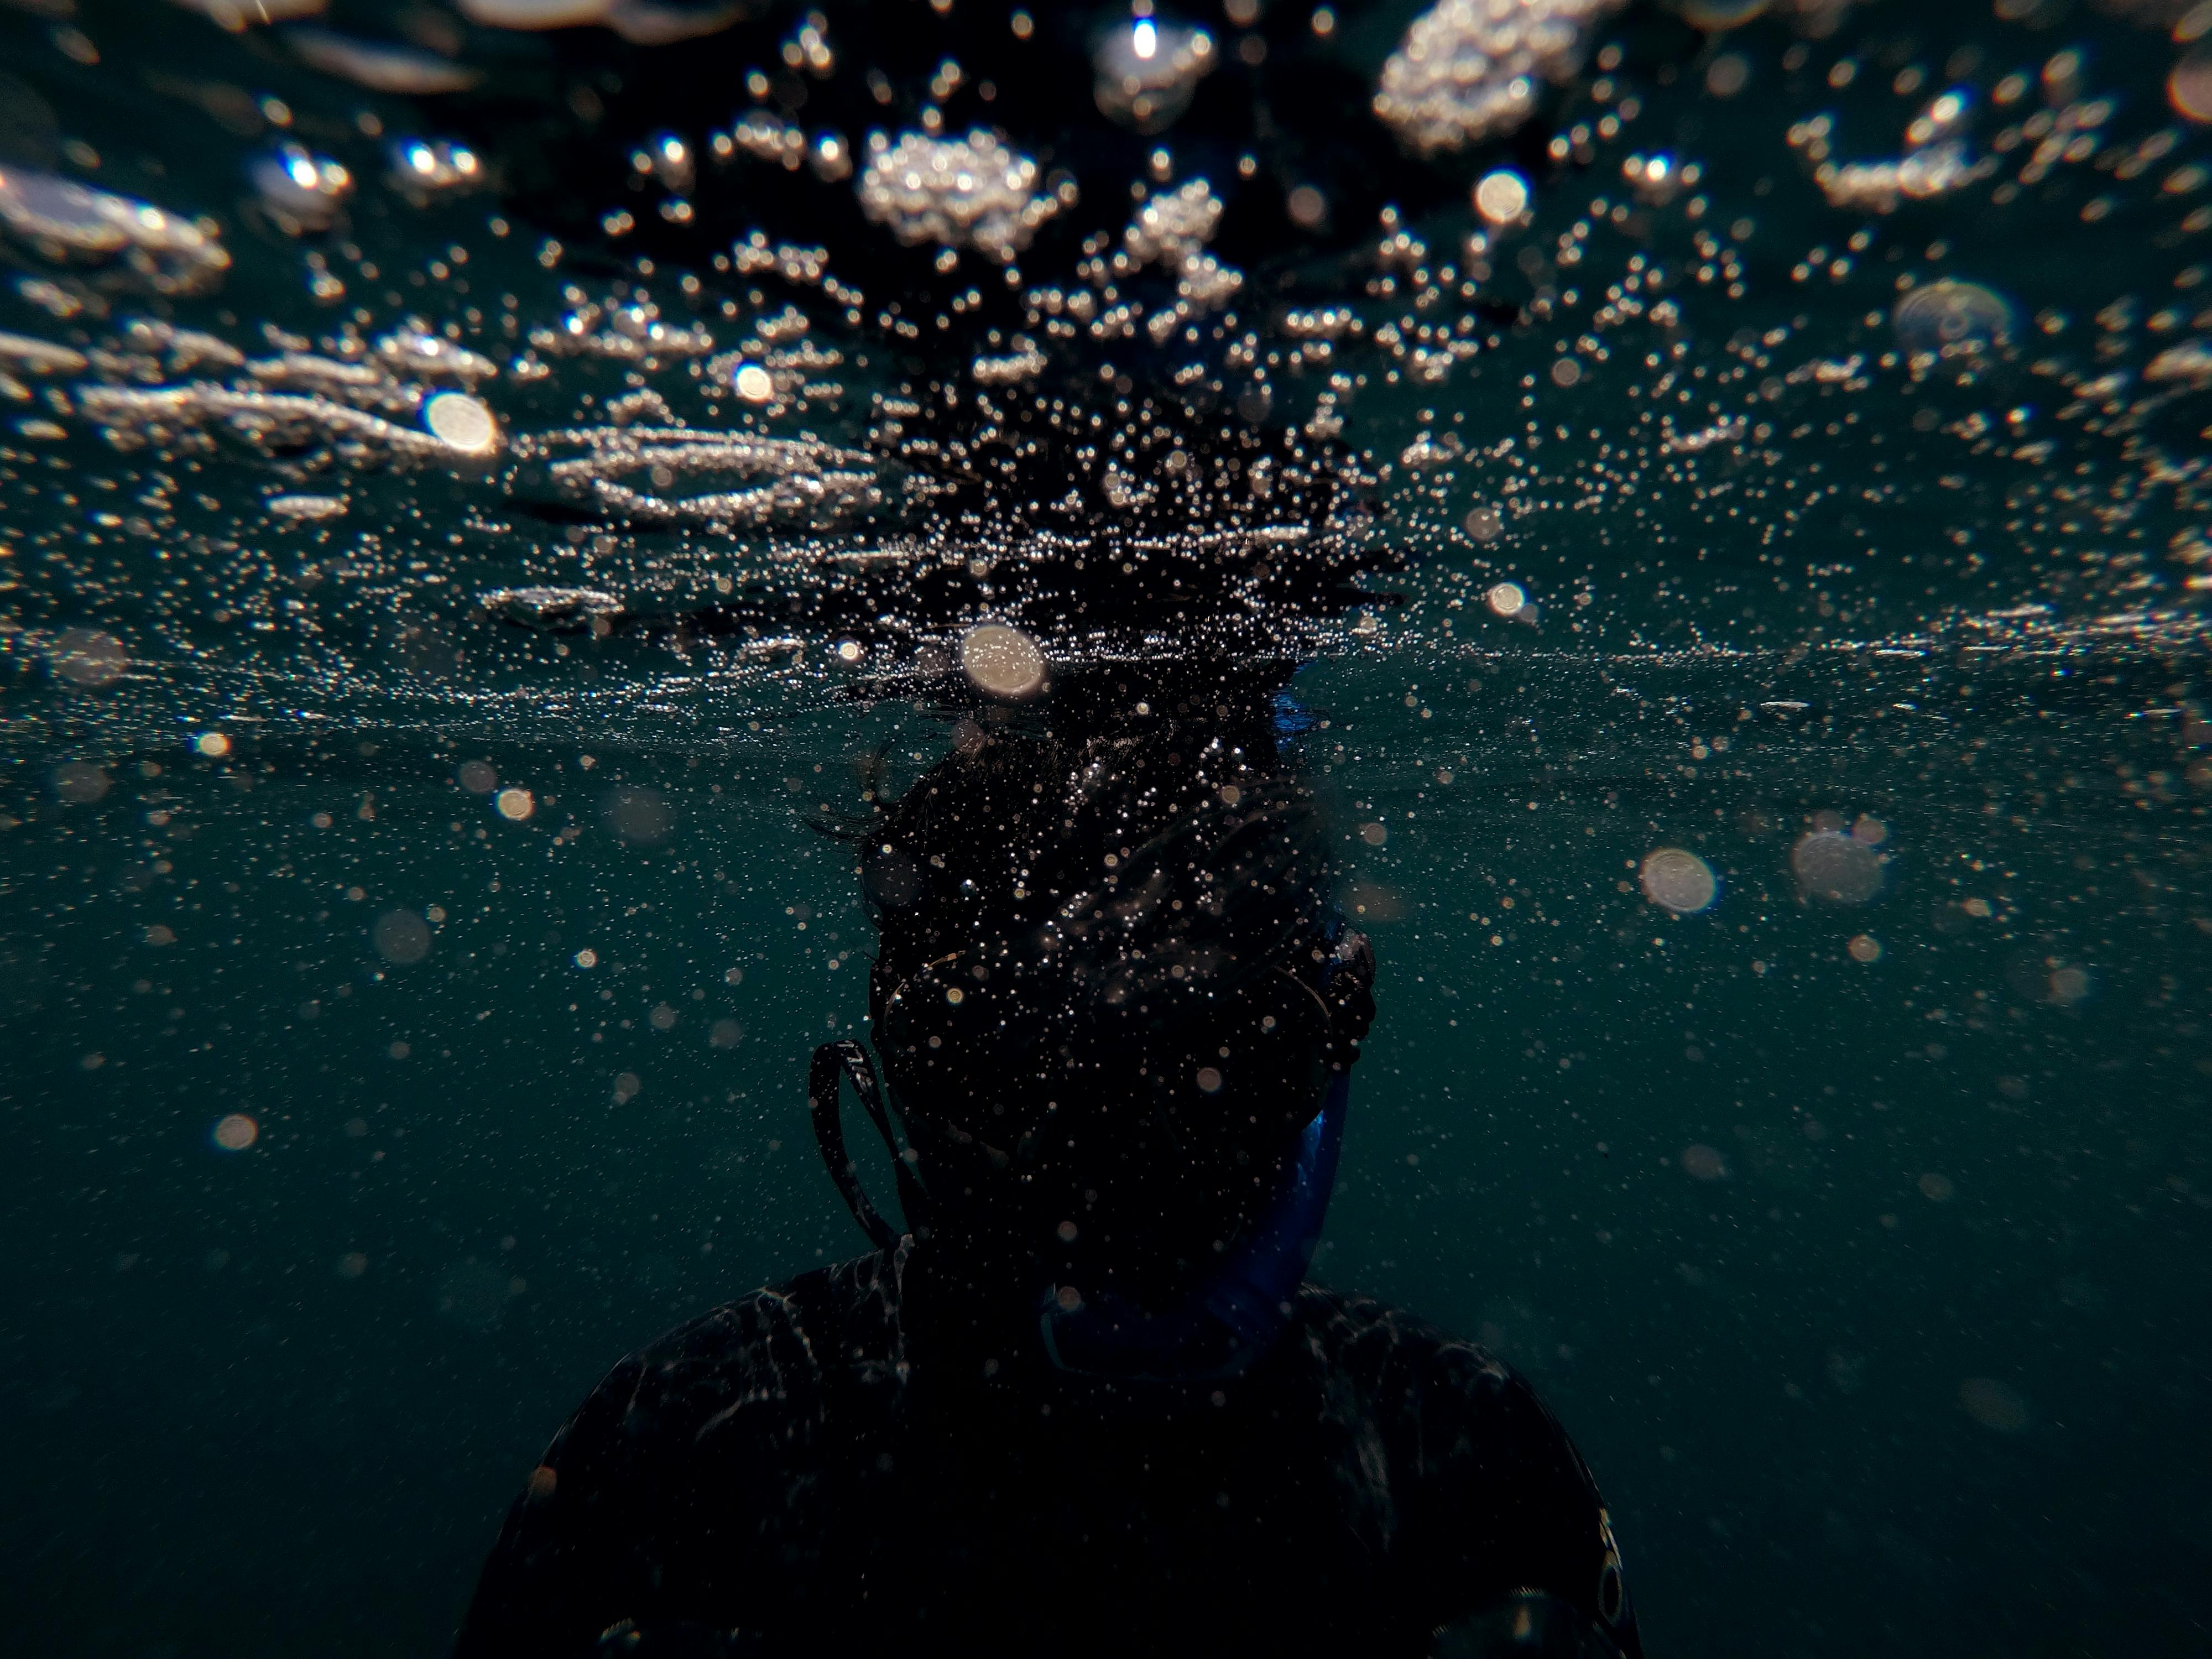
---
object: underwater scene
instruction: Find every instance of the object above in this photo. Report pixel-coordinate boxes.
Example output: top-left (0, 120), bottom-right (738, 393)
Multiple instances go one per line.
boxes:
top-left (2, 0), bottom-right (2209, 1653)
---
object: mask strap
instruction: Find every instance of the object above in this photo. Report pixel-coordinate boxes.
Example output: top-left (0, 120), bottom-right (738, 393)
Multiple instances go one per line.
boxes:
top-left (808, 1039), bottom-right (928, 1251)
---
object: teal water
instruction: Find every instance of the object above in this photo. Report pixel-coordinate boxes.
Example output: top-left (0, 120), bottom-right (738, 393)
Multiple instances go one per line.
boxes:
top-left (4, 0), bottom-right (2212, 1654)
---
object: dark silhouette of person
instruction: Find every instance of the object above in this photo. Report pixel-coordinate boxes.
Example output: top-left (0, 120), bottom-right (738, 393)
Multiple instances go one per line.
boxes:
top-left (456, 655), bottom-right (1642, 1658)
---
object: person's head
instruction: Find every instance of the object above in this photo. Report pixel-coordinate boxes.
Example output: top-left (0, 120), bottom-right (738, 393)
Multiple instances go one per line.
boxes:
top-left (847, 660), bottom-right (1373, 1308)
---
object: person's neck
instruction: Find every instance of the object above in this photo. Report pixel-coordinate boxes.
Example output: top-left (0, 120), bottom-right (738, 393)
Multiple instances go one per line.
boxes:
top-left (889, 1225), bottom-right (1051, 1378)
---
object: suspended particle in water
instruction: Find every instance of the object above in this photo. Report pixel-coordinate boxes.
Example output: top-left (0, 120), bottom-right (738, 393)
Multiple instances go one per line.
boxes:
top-left (1958, 1376), bottom-right (2031, 1434)
top-left (495, 787), bottom-right (534, 821)
top-left (395, 620), bottom-right (463, 681)
top-left (1678, 0), bottom-right (1769, 28)
top-left (1846, 933), bottom-right (1882, 962)
top-left (1286, 184), bottom-right (1327, 229)
top-left (196, 732), bottom-right (232, 758)
top-left (1893, 279), bottom-right (2013, 358)
top-left (1827, 1348), bottom-right (1867, 1395)
top-left (613, 1071), bottom-right (642, 1104)
top-left (51, 761), bottom-right (111, 804)
top-left (1640, 848), bottom-right (1718, 914)
top-left (212, 1113), bottom-right (258, 1151)
top-left (373, 910), bottom-right (432, 964)
top-left (574, 948), bottom-right (599, 968)
top-left (1486, 581), bottom-right (1527, 617)
top-left (1792, 830), bottom-right (1884, 904)
top-left (2046, 963), bottom-right (2091, 1005)
top-left (336, 1251), bottom-right (369, 1279)
top-left (1550, 358), bottom-right (1583, 388)
top-left (458, 760), bottom-right (498, 794)
top-left (733, 361), bottom-right (775, 401)
top-left (1473, 169), bottom-right (1529, 226)
top-left (2054, 1273), bottom-right (2104, 1312)
top-left (1918, 1171), bottom-right (1954, 1202)
top-left (436, 1258), bottom-right (515, 1331)
top-left (605, 787), bottom-right (672, 843)
top-left (1705, 51), bottom-right (1751, 97)
top-left (1194, 1066), bottom-right (1224, 1093)
top-left (1360, 822), bottom-right (1388, 847)
top-left (1465, 505), bottom-right (1503, 542)
top-left (425, 390), bottom-right (499, 454)
top-left (961, 623), bottom-right (1047, 700)
top-left (709, 1018), bottom-right (743, 1048)
top-left (2172, 48), bottom-right (2212, 125)
top-left (835, 640), bottom-right (865, 664)
top-left (49, 627), bottom-right (127, 688)
top-left (1680, 1144), bottom-right (1729, 1181)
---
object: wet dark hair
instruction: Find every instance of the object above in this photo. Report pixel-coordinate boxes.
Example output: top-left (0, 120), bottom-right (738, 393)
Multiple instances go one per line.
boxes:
top-left (844, 660), bottom-right (1374, 1300)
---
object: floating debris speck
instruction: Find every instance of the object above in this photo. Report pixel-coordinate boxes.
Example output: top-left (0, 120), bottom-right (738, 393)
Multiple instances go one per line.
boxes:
top-left (1641, 849), bottom-right (1719, 915)
top-left (961, 623), bottom-right (1047, 701)
top-left (1474, 169), bottom-right (1531, 226)
top-left (424, 391), bottom-right (500, 455)
top-left (1893, 279), bottom-right (2013, 360)
top-left (1792, 829), bottom-right (1885, 905)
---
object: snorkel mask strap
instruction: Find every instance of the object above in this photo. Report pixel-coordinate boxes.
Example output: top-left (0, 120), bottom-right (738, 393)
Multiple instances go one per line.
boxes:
top-left (808, 1039), bottom-right (929, 1251)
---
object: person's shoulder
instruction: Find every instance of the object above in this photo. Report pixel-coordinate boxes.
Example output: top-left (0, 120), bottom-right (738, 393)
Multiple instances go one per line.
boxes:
top-left (1294, 1284), bottom-right (1515, 1383)
top-left (577, 1251), bottom-right (894, 1430)
top-left (1292, 1286), bottom-right (1639, 1652)
top-left (1290, 1283), bottom-right (1574, 1444)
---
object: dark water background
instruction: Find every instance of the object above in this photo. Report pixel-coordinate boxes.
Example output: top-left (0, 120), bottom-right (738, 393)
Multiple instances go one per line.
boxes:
top-left (3, 0), bottom-right (2211, 1655)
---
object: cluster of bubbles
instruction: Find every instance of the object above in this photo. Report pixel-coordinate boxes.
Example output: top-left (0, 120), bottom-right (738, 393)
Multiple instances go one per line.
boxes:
top-left (856, 131), bottom-right (1067, 261)
top-left (0, 0), bottom-right (2204, 747)
top-left (1374, 0), bottom-right (1626, 153)
top-left (1092, 14), bottom-right (1218, 134)
top-left (0, 166), bottom-right (230, 296)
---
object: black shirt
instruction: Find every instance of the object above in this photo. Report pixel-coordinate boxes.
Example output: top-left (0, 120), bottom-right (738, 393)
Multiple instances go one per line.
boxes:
top-left (458, 1243), bottom-right (1641, 1657)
